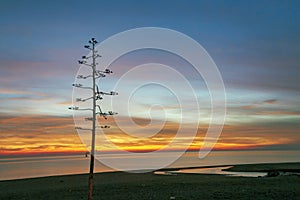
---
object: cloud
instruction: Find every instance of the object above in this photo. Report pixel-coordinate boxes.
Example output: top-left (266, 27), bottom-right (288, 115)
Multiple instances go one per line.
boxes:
top-left (0, 115), bottom-right (87, 156)
top-left (240, 105), bottom-right (255, 109)
top-left (259, 111), bottom-right (300, 116)
top-left (1, 107), bottom-right (300, 155)
top-left (56, 101), bottom-right (72, 106)
top-left (0, 88), bottom-right (31, 95)
top-left (84, 115), bottom-right (300, 152)
top-left (0, 87), bottom-right (50, 101)
top-left (263, 99), bottom-right (277, 104)
top-left (238, 98), bottom-right (279, 111)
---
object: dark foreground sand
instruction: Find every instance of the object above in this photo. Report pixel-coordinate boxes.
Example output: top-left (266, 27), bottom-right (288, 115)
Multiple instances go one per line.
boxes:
top-left (1, 163), bottom-right (299, 200)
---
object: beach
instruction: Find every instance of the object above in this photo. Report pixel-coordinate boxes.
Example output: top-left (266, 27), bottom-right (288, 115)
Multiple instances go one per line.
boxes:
top-left (1, 162), bottom-right (299, 200)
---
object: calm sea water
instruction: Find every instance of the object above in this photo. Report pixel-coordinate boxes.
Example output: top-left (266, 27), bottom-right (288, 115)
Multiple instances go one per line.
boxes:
top-left (0, 150), bottom-right (299, 180)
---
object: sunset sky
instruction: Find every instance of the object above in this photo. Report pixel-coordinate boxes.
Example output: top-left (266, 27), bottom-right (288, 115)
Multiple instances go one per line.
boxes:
top-left (0, 0), bottom-right (300, 156)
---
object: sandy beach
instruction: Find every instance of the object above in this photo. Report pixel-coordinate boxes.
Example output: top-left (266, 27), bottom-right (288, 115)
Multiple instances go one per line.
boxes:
top-left (1, 162), bottom-right (299, 200)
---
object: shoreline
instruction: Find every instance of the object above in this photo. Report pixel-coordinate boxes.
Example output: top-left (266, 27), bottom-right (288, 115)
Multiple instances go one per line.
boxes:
top-left (1, 162), bottom-right (299, 200)
top-left (1, 161), bottom-right (299, 182)
top-left (157, 161), bottom-right (300, 172)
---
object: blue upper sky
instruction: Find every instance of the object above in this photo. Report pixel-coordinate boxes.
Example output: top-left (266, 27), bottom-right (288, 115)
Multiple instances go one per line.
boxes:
top-left (0, 0), bottom-right (299, 123)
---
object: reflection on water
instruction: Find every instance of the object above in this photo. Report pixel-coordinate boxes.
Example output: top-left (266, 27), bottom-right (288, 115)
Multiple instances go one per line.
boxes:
top-left (168, 166), bottom-right (267, 177)
top-left (0, 150), bottom-right (299, 180)
top-left (0, 155), bottom-right (114, 181)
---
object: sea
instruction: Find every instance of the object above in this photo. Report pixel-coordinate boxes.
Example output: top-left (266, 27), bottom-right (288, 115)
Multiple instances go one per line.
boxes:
top-left (0, 150), bottom-right (299, 181)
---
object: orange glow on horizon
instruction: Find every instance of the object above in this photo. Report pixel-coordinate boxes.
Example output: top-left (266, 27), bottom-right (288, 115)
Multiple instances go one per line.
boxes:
top-left (0, 115), bottom-right (299, 156)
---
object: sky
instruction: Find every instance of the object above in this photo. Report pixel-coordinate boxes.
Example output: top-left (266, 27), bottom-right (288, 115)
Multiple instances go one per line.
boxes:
top-left (0, 0), bottom-right (300, 156)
